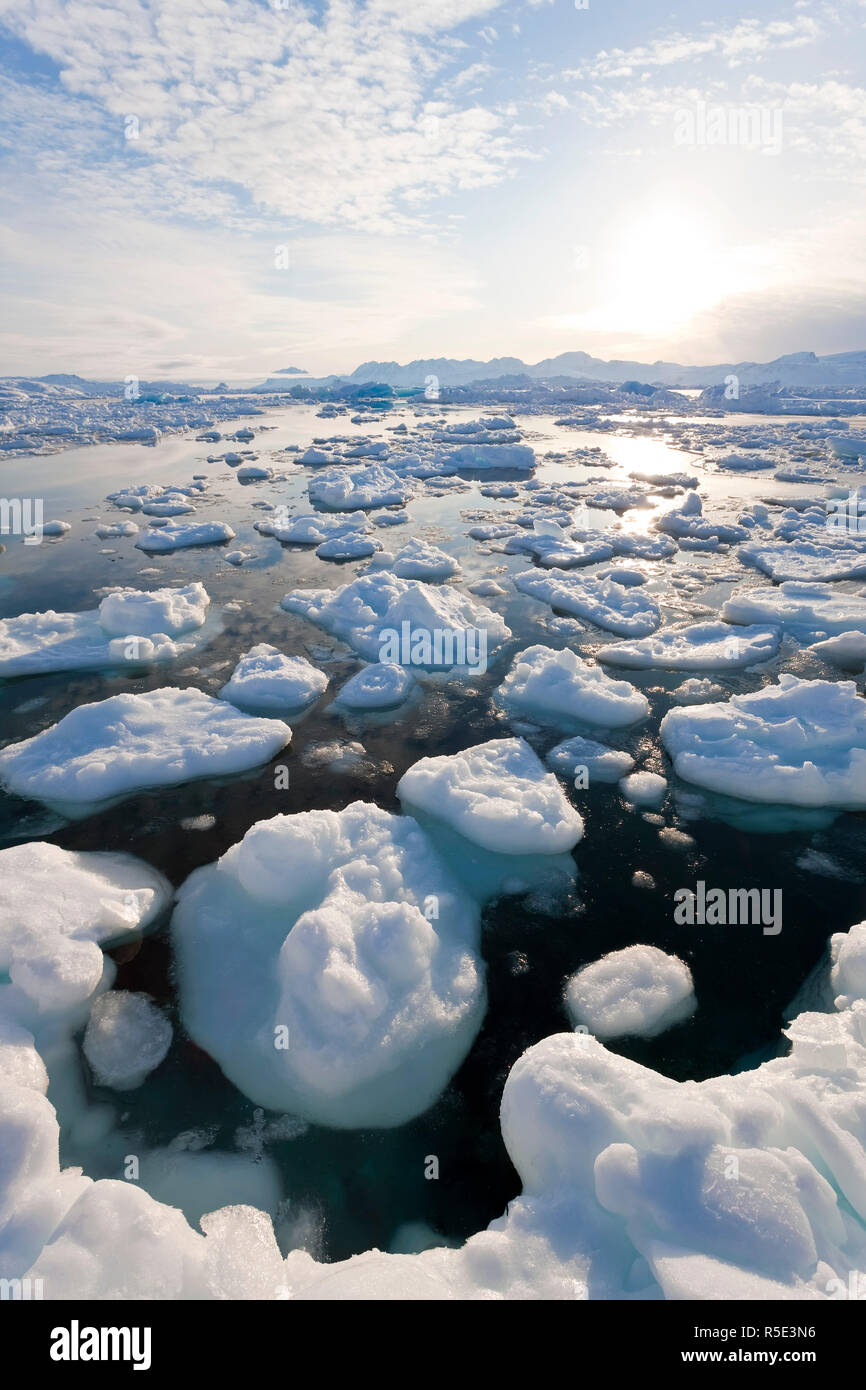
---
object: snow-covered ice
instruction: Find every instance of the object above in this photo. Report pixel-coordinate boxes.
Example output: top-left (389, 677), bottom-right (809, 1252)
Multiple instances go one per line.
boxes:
top-left (0, 842), bottom-right (171, 1016)
top-left (598, 621), bottom-right (780, 671)
top-left (564, 945), bottom-right (695, 1039)
top-left (661, 675), bottom-right (866, 807)
top-left (83, 991), bottom-right (173, 1089)
top-left (397, 737), bottom-right (584, 855)
top-left (0, 688), bottom-right (291, 812)
top-left (514, 569), bottom-right (661, 638)
top-left (219, 645), bottom-right (329, 712)
top-left (495, 645), bottom-right (650, 729)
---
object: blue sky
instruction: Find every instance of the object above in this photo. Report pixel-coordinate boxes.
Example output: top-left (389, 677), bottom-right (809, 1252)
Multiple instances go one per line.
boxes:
top-left (0, 0), bottom-right (864, 378)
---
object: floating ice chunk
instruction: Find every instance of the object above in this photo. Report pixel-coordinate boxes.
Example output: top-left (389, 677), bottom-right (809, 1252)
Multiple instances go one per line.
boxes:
top-left (661, 674), bottom-right (866, 807)
top-left (236, 463), bottom-right (273, 480)
top-left (445, 443), bottom-right (535, 470)
top-left (0, 1017), bottom-right (48, 1092)
top-left (514, 569), bottom-right (661, 638)
top-left (258, 512), bottom-right (366, 545)
top-left (505, 524), bottom-right (614, 570)
top-left (98, 582), bottom-right (209, 637)
top-left (83, 991), bottom-right (173, 1089)
top-left (810, 630), bottom-right (866, 672)
top-left (317, 531), bottom-right (380, 561)
top-left (546, 736), bottom-right (635, 783)
top-left (598, 622), bottom-right (780, 671)
top-left (94, 520), bottom-right (139, 538)
top-left (739, 542), bottom-right (866, 583)
top-left (42, 520), bottom-right (71, 537)
top-left (224, 550), bottom-right (249, 566)
top-left (619, 771), bottom-right (667, 807)
top-left (389, 538), bottom-right (460, 580)
top-left (172, 803), bottom-right (485, 1127)
top-left (281, 572), bottom-right (509, 669)
top-left (722, 581), bottom-right (866, 638)
top-left (829, 922), bottom-right (866, 1010)
top-left (672, 677), bottom-right (729, 704)
top-left (308, 464), bottom-right (412, 512)
top-left (219, 645), bottom-right (328, 712)
top-left (496, 645), bottom-right (649, 729)
top-left (141, 493), bottom-right (196, 517)
top-left (333, 663), bottom-right (415, 710)
top-left (565, 945), bottom-right (695, 1039)
top-left (0, 842), bottom-right (171, 1014)
top-left (135, 521), bottom-right (235, 551)
top-left (468, 579), bottom-right (507, 597)
top-left (828, 434), bottom-right (866, 461)
top-left (655, 492), bottom-right (747, 546)
top-left (397, 737), bottom-right (584, 855)
top-left (0, 609), bottom-right (182, 677)
top-left (0, 688), bottom-right (291, 812)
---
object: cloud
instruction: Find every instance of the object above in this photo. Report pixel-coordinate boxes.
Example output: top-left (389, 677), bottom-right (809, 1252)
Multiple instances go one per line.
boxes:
top-left (0, 0), bottom-right (527, 233)
top-left (569, 15), bottom-right (823, 81)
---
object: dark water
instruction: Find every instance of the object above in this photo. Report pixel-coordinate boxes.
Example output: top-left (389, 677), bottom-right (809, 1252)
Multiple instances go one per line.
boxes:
top-left (2, 405), bottom-right (865, 1261)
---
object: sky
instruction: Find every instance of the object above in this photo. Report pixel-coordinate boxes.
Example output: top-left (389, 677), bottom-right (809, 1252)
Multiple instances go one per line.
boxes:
top-left (0, 0), bottom-right (864, 380)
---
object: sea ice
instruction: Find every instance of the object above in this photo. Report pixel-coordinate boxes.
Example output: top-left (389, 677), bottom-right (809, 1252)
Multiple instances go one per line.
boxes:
top-left (598, 621), bottom-right (780, 671)
top-left (661, 674), bottom-right (866, 807)
top-left (722, 581), bottom-right (866, 638)
top-left (219, 645), bottom-right (329, 712)
top-left (545, 736), bottom-right (635, 783)
top-left (564, 945), bottom-right (695, 1039)
top-left (0, 842), bottom-right (171, 1015)
top-left (281, 572), bottom-right (509, 669)
top-left (0, 688), bottom-right (291, 812)
top-left (514, 569), bottom-right (661, 638)
top-left (397, 737), bottom-right (584, 855)
top-left (495, 645), bottom-right (649, 729)
top-left (135, 521), bottom-right (235, 551)
top-left (83, 991), bottom-right (173, 1089)
top-left (172, 802), bottom-right (485, 1127)
top-left (332, 663), bottom-right (416, 710)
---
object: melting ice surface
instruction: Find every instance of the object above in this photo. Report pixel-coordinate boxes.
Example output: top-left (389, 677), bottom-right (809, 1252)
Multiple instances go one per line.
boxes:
top-left (1, 396), bottom-right (866, 1298)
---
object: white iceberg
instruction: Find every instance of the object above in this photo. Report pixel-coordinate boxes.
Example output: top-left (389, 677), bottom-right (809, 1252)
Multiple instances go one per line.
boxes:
top-left (598, 621), bottom-right (780, 671)
top-left (83, 991), bottom-right (173, 1089)
top-left (397, 737), bottom-right (584, 855)
top-left (219, 645), bottom-right (328, 712)
top-left (281, 572), bottom-right (509, 669)
top-left (496, 645), bottom-right (649, 730)
top-left (0, 688), bottom-right (291, 812)
top-left (661, 674), bottom-right (866, 807)
top-left (514, 569), bottom-right (661, 638)
top-left (564, 945), bottom-right (695, 1039)
top-left (0, 842), bottom-right (171, 1016)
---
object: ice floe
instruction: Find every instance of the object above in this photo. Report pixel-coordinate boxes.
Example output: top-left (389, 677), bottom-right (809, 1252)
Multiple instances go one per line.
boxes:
top-left (0, 688), bottom-right (291, 813)
top-left (514, 569), bottom-right (661, 638)
top-left (598, 621), bottom-right (780, 671)
top-left (495, 645), bottom-right (650, 729)
top-left (219, 645), bottom-right (329, 713)
top-left (661, 675), bottom-right (866, 807)
top-left (564, 945), bottom-right (695, 1039)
